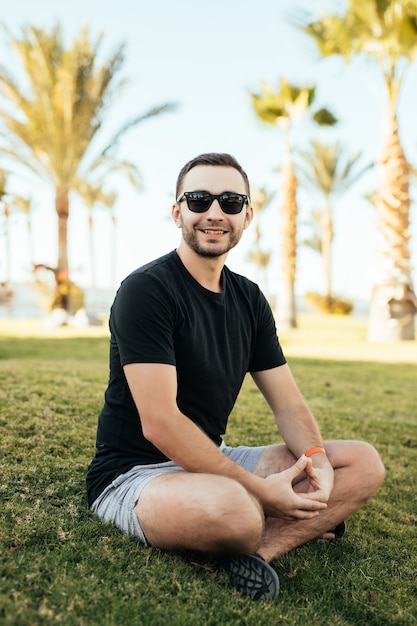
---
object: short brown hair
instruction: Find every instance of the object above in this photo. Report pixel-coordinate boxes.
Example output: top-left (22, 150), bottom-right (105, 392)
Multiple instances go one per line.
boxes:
top-left (175, 153), bottom-right (251, 199)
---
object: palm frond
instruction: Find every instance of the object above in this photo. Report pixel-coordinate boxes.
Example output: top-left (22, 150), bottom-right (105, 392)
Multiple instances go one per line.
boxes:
top-left (297, 140), bottom-right (373, 199)
top-left (300, 0), bottom-right (417, 75)
top-left (100, 103), bottom-right (178, 157)
top-left (313, 108), bottom-right (338, 126)
top-left (251, 80), bottom-right (323, 127)
top-left (0, 21), bottom-right (179, 273)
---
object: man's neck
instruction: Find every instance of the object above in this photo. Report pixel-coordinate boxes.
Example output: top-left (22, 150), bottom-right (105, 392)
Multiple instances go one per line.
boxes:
top-left (176, 243), bottom-right (226, 293)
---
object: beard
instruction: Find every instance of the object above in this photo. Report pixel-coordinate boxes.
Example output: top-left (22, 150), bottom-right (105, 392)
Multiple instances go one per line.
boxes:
top-left (179, 218), bottom-right (244, 258)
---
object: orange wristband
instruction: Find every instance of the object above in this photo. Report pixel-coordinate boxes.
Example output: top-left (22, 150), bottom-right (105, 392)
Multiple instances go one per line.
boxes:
top-left (305, 446), bottom-right (326, 457)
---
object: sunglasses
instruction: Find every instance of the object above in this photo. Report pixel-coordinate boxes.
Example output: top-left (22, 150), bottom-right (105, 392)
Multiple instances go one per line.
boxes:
top-left (177, 191), bottom-right (249, 214)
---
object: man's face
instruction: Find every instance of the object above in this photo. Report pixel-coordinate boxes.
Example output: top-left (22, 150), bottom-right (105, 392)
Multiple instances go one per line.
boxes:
top-left (173, 165), bottom-right (253, 258)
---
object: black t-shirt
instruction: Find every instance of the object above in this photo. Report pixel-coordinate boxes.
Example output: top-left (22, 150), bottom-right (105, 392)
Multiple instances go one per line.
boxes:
top-left (86, 250), bottom-right (286, 506)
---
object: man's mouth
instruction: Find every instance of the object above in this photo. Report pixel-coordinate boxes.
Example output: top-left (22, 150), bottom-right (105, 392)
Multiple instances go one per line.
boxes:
top-left (201, 229), bottom-right (227, 235)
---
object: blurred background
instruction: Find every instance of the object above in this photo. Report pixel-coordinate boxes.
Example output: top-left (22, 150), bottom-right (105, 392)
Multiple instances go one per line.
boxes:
top-left (0, 0), bottom-right (416, 341)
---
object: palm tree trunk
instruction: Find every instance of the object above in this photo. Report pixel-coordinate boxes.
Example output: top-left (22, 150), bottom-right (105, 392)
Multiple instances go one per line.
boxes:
top-left (367, 108), bottom-right (416, 341)
top-left (88, 212), bottom-right (96, 288)
top-left (26, 215), bottom-right (36, 270)
top-left (321, 203), bottom-right (333, 300)
top-left (110, 214), bottom-right (117, 288)
top-left (2, 203), bottom-right (11, 283)
top-left (277, 154), bottom-right (298, 330)
top-left (56, 188), bottom-right (70, 273)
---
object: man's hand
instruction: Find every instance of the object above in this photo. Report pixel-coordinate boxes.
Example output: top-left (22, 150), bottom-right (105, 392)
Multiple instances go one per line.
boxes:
top-left (302, 453), bottom-right (334, 504)
top-left (259, 455), bottom-right (329, 520)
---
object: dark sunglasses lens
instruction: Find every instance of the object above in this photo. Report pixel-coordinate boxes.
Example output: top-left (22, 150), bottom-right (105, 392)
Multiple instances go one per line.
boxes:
top-left (219, 193), bottom-right (245, 214)
top-left (187, 193), bottom-right (211, 212)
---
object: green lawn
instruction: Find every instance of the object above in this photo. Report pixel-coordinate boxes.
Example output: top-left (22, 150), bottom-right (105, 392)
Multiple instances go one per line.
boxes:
top-left (1, 315), bottom-right (416, 625)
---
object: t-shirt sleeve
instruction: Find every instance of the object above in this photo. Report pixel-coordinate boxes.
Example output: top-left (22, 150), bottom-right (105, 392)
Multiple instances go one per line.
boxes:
top-left (248, 291), bottom-right (286, 372)
top-left (110, 272), bottom-right (177, 367)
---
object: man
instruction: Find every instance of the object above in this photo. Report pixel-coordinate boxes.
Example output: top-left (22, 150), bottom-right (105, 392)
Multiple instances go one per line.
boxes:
top-left (86, 153), bottom-right (385, 601)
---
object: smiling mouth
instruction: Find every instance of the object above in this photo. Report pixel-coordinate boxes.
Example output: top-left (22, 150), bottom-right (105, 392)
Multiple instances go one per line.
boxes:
top-left (200, 229), bottom-right (227, 235)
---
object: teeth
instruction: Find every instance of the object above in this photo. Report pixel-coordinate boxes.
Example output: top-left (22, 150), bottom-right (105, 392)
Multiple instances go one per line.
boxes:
top-left (203, 230), bottom-right (224, 234)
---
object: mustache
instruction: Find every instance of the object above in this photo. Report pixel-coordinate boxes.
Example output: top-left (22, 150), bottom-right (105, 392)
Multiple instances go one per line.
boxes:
top-left (195, 223), bottom-right (230, 231)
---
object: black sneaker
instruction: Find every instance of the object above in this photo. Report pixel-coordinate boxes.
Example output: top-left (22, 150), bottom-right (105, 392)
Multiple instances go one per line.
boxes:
top-left (225, 554), bottom-right (280, 601)
top-left (329, 521), bottom-right (347, 539)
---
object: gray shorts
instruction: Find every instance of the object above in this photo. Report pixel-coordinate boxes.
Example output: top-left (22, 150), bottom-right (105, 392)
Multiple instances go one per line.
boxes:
top-left (90, 442), bottom-right (265, 545)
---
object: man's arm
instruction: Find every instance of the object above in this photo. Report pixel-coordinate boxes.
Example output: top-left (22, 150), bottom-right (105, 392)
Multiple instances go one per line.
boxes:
top-left (124, 362), bottom-right (329, 519)
top-left (251, 364), bottom-right (334, 503)
top-left (124, 361), bottom-right (265, 485)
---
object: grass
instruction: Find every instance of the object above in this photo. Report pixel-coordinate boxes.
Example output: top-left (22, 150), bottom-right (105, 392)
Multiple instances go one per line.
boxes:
top-left (1, 314), bottom-right (417, 625)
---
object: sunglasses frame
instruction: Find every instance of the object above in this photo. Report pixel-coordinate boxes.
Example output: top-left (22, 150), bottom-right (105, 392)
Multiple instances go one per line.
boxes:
top-left (176, 191), bottom-right (249, 214)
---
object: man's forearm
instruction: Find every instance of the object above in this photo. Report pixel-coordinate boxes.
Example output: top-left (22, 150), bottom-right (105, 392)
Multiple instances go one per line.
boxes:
top-left (275, 400), bottom-right (324, 458)
top-left (143, 408), bottom-right (267, 498)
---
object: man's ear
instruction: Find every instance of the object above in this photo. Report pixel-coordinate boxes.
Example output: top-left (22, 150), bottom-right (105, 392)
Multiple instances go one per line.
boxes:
top-left (172, 203), bottom-right (182, 228)
top-left (243, 204), bottom-right (254, 230)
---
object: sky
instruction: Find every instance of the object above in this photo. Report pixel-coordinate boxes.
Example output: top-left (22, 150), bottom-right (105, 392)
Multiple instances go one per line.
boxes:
top-left (1, 0), bottom-right (417, 303)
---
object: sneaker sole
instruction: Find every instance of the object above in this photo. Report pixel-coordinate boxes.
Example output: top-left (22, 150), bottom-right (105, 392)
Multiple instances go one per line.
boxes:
top-left (226, 554), bottom-right (280, 601)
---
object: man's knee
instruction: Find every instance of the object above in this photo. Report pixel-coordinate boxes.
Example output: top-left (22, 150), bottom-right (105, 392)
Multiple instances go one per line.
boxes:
top-left (208, 481), bottom-right (264, 555)
top-left (357, 441), bottom-right (385, 490)
top-left (331, 440), bottom-right (385, 498)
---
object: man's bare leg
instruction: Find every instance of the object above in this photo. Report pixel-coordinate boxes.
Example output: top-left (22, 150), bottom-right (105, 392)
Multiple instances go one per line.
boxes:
top-left (254, 440), bottom-right (385, 563)
top-left (135, 471), bottom-right (281, 600)
top-left (134, 439), bottom-right (383, 601)
top-left (135, 472), bottom-right (264, 555)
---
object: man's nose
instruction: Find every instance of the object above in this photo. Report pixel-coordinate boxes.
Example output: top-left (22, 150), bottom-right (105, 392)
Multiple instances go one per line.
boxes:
top-left (206, 199), bottom-right (224, 219)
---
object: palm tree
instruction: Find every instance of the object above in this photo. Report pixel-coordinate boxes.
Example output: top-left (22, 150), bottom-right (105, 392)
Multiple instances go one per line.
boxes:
top-left (75, 175), bottom-right (128, 289)
top-left (302, 0), bottom-right (417, 340)
top-left (107, 194), bottom-right (118, 290)
top-left (12, 195), bottom-right (35, 271)
top-left (247, 187), bottom-right (273, 295)
top-left (0, 168), bottom-right (36, 285)
top-left (0, 169), bottom-right (10, 284)
top-left (0, 23), bottom-right (176, 303)
top-left (298, 140), bottom-right (371, 301)
top-left (251, 79), bottom-right (336, 329)
top-left (78, 182), bottom-right (113, 289)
